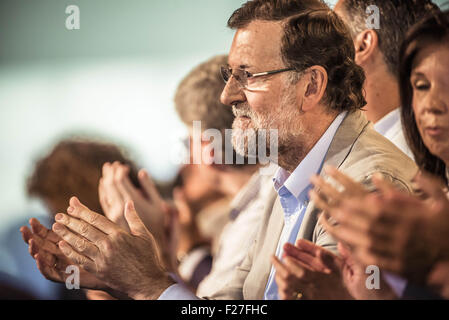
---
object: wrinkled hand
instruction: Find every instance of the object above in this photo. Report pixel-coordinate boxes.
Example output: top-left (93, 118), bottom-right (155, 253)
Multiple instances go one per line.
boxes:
top-left (99, 162), bottom-right (167, 243)
top-left (20, 218), bottom-right (106, 290)
top-left (52, 196), bottom-right (174, 299)
top-left (319, 172), bottom-right (447, 285)
top-left (272, 239), bottom-right (352, 300)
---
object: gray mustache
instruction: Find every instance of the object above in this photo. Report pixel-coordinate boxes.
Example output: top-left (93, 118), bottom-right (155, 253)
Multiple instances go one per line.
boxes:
top-left (232, 104), bottom-right (252, 118)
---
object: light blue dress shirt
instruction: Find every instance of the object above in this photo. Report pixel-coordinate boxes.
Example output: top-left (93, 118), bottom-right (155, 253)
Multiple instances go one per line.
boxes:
top-left (263, 111), bottom-right (347, 300)
top-left (159, 112), bottom-right (347, 300)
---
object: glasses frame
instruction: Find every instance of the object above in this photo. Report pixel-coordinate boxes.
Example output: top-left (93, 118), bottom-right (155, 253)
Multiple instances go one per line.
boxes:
top-left (220, 66), bottom-right (294, 89)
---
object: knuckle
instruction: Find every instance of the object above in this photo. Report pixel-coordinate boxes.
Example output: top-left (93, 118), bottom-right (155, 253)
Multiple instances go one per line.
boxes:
top-left (101, 238), bottom-right (113, 252)
top-left (79, 223), bottom-right (90, 236)
top-left (74, 238), bottom-right (87, 252)
top-left (75, 256), bottom-right (87, 266)
top-left (87, 212), bottom-right (99, 225)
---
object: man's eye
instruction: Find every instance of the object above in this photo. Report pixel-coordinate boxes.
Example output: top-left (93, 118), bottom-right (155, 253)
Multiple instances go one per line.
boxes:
top-left (413, 81), bottom-right (430, 90)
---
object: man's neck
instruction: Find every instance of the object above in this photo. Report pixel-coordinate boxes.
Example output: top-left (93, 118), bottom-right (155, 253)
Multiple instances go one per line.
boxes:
top-left (364, 69), bottom-right (401, 124)
top-left (278, 112), bottom-right (337, 173)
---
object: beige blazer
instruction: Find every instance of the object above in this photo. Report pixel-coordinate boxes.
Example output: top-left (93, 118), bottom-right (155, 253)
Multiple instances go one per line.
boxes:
top-left (208, 110), bottom-right (418, 300)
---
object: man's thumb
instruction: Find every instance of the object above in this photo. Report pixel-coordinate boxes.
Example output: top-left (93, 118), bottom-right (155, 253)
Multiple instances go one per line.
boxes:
top-left (124, 200), bottom-right (148, 237)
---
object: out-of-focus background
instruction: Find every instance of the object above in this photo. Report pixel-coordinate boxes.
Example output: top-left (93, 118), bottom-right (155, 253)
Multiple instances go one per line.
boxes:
top-left (0, 0), bottom-right (447, 299)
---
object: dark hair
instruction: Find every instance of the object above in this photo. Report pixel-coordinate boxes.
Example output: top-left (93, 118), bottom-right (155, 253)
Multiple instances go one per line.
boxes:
top-left (399, 10), bottom-right (449, 183)
top-left (341, 0), bottom-right (439, 77)
top-left (27, 138), bottom-right (140, 214)
top-left (228, 0), bottom-right (366, 113)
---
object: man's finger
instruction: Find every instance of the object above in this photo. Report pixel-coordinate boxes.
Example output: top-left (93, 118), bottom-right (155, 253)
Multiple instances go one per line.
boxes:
top-left (318, 214), bottom-right (371, 249)
top-left (55, 213), bottom-right (106, 244)
top-left (115, 165), bottom-right (141, 202)
top-left (287, 241), bottom-right (333, 273)
top-left (33, 246), bottom-right (57, 267)
top-left (29, 239), bottom-right (40, 257)
top-left (28, 231), bottom-right (60, 255)
top-left (271, 255), bottom-right (289, 279)
top-left (325, 166), bottom-right (364, 194)
top-left (124, 200), bottom-right (150, 238)
top-left (98, 177), bottom-right (110, 211)
top-left (138, 169), bottom-right (163, 204)
top-left (58, 240), bottom-right (96, 274)
top-left (310, 175), bottom-right (342, 203)
top-left (35, 254), bottom-right (63, 283)
top-left (103, 162), bottom-right (125, 204)
top-left (309, 189), bottom-right (333, 213)
top-left (30, 218), bottom-right (60, 243)
top-left (67, 197), bottom-right (118, 235)
top-left (20, 226), bottom-right (32, 244)
top-left (173, 188), bottom-right (192, 224)
top-left (53, 222), bottom-right (99, 259)
top-left (283, 256), bottom-right (308, 279)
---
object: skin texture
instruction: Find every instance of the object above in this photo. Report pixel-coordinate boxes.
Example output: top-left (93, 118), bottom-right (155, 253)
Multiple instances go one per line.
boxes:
top-left (272, 240), bottom-right (352, 300)
top-left (221, 20), bottom-right (336, 173)
top-left (99, 162), bottom-right (167, 240)
top-left (411, 43), bottom-right (449, 167)
top-left (334, 0), bottom-right (401, 123)
top-left (99, 161), bottom-right (179, 272)
top-left (54, 197), bottom-right (174, 299)
top-left (22, 197), bottom-right (174, 299)
top-left (20, 218), bottom-right (107, 291)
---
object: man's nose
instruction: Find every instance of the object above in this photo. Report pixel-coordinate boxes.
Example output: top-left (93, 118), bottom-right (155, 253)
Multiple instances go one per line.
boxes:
top-left (220, 76), bottom-right (246, 107)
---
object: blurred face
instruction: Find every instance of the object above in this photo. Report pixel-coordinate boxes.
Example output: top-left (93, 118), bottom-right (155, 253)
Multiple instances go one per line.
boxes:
top-left (221, 20), bottom-right (307, 159)
top-left (411, 42), bottom-right (449, 166)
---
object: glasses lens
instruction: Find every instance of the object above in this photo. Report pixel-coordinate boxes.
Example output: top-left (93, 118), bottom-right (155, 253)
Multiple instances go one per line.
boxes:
top-left (220, 66), bottom-right (231, 83)
top-left (220, 67), bottom-right (249, 88)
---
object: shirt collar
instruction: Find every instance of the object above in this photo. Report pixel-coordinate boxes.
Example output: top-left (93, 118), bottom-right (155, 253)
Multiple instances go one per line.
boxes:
top-left (273, 111), bottom-right (347, 199)
top-left (373, 108), bottom-right (400, 136)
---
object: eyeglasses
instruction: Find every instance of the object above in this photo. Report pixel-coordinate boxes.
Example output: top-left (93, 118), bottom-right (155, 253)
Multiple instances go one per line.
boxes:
top-left (220, 66), bottom-right (294, 89)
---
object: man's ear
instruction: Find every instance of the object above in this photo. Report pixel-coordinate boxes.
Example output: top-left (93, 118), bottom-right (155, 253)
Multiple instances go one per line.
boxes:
top-left (298, 65), bottom-right (328, 112)
top-left (353, 29), bottom-right (378, 66)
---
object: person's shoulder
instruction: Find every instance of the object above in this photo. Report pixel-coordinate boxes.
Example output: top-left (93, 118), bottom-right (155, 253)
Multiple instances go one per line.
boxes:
top-left (340, 124), bottom-right (417, 187)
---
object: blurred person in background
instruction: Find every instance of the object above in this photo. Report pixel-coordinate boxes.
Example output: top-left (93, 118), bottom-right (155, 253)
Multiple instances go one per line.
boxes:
top-left (23, 54), bottom-right (276, 298)
top-left (172, 54), bottom-right (276, 296)
top-left (95, 55), bottom-right (276, 294)
top-left (333, 0), bottom-right (439, 159)
top-left (17, 138), bottom-right (140, 299)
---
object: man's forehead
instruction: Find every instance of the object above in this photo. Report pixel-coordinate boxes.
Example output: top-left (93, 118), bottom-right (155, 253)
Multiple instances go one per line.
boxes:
top-left (227, 20), bottom-right (284, 69)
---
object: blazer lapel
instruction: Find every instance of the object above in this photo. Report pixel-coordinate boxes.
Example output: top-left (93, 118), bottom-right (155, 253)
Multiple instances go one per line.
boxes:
top-left (245, 196), bottom-right (285, 300)
top-left (295, 110), bottom-right (369, 243)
